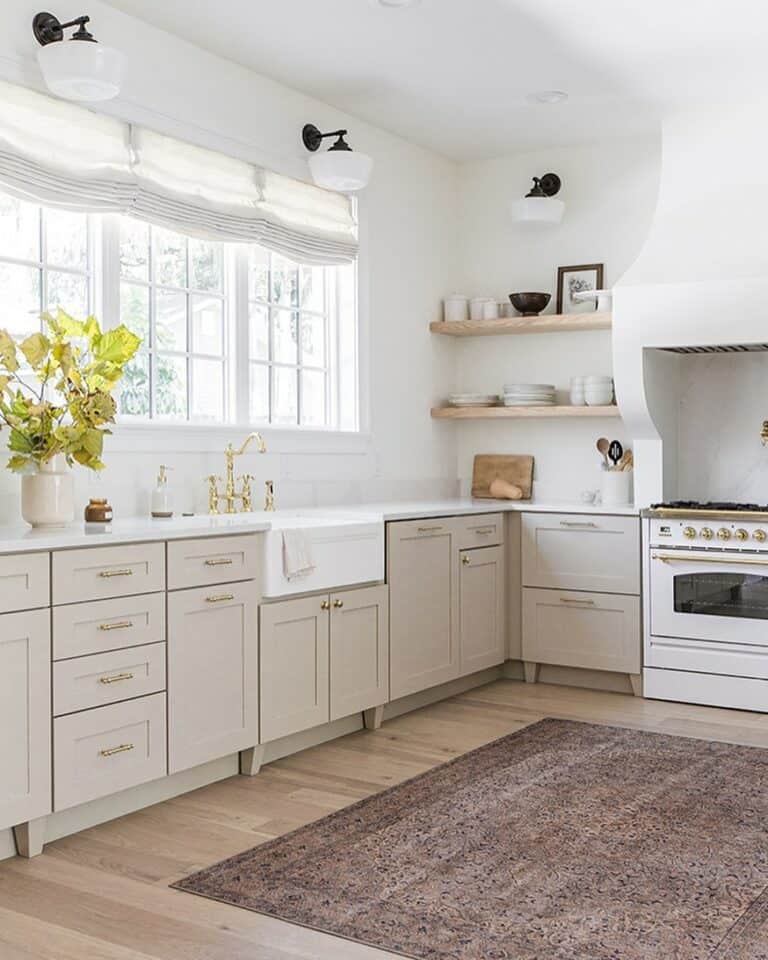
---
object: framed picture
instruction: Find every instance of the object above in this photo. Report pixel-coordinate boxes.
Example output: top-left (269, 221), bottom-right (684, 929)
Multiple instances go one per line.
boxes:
top-left (556, 263), bottom-right (604, 314)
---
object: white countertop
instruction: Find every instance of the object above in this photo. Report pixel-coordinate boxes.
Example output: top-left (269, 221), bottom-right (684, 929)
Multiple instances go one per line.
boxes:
top-left (0, 499), bottom-right (638, 555)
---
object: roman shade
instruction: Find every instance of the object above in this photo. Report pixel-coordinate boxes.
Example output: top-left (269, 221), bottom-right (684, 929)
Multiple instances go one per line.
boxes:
top-left (0, 79), bottom-right (358, 265)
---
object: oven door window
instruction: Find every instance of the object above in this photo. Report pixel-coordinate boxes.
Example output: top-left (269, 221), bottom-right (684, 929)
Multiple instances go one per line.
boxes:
top-left (674, 572), bottom-right (768, 620)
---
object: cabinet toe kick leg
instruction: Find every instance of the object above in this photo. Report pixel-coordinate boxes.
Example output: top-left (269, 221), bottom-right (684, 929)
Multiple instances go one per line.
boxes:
top-left (629, 673), bottom-right (643, 698)
top-left (523, 661), bottom-right (541, 684)
top-left (239, 745), bottom-right (265, 777)
top-left (363, 705), bottom-right (385, 731)
top-left (14, 818), bottom-right (46, 858)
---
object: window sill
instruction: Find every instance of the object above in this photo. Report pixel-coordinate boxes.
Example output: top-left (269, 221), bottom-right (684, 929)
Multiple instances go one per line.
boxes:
top-left (106, 421), bottom-right (372, 456)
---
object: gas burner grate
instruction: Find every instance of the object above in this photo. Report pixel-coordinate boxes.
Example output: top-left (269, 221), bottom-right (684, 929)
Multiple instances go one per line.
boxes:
top-left (651, 501), bottom-right (768, 515)
top-left (659, 343), bottom-right (768, 355)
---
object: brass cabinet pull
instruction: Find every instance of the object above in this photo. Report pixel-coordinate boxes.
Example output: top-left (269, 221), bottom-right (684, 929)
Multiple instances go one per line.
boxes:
top-left (559, 521), bottom-right (598, 529)
top-left (206, 593), bottom-right (235, 603)
top-left (417, 525), bottom-right (443, 533)
top-left (559, 597), bottom-right (596, 606)
top-left (99, 672), bottom-right (134, 685)
top-left (652, 553), bottom-right (768, 567)
top-left (333, 599), bottom-right (344, 609)
top-left (98, 620), bottom-right (133, 632)
top-left (100, 743), bottom-right (134, 758)
top-left (462, 556), bottom-right (471, 565)
top-left (474, 527), bottom-right (495, 535)
top-left (204, 558), bottom-right (233, 567)
top-left (320, 599), bottom-right (330, 611)
top-left (98, 568), bottom-right (134, 579)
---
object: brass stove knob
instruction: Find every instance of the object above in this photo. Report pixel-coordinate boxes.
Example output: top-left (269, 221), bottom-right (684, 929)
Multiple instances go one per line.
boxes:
top-left (717, 528), bottom-right (732, 541)
top-left (735, 528), bottom-right (749, 542)
top-left (683, 526), bottom-right (696, 540)
top-left (755, 529), bottom-right (767, 543)
top-left (700, 527), bottom-right (714, 541)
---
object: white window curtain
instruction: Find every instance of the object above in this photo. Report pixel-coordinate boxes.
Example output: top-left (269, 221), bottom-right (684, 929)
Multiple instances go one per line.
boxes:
top-left (0, 79), bottom-right (358, 265)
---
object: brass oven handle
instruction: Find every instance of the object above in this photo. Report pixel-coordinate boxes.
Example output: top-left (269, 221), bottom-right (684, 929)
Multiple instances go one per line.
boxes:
top-left (560, 521), bottom-right (598, 528)
top-left (206, 593), bottom-right (235, 603)
top-left (205, 558), bottom-right (233, 567)
top-left (99, 672), bottom-right (134, 685)
top-left (100, 743), bottom-right (134, 758)
top-left (98, 568), bottom-right (134, 578)
top-left (98, 620), bottom-right (134, 632)
top-left (559, 597), bottom-right (596, 606)
top-left (652, 553), bottom-right (768, 566)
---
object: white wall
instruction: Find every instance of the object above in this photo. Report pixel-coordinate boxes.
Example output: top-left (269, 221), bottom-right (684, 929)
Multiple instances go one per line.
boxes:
top-left (0, 1), bottom-right (461, 522)
top-left (453, 138), bottom-right (660, 500)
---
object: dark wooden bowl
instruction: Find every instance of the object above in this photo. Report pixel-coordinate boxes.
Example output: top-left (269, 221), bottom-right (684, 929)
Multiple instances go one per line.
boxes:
top-left (509, 292), bottom-right (551, 317)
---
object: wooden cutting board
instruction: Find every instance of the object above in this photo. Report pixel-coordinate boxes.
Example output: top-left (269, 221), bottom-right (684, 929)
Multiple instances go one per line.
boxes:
top-left (472, 454), bottom-right (534, 500)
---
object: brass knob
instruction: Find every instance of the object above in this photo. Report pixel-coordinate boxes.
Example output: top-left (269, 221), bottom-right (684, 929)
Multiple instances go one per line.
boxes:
top-left (333, 599), bottom-right (344, 608)
top-left (320, 600), bottom-right (330, 611)
top-left (755, 529), bottom-right (767, 543)
top-left (736, 528), bottom-right (749, 542)
top-left (462, 555), bottom-right (471, 565)
top-left (683, 526), bottom-right (696, 540)
top-left (717, 528), bottom-right (731, 541)
top-left (700, 527), bottom-right (714, 541)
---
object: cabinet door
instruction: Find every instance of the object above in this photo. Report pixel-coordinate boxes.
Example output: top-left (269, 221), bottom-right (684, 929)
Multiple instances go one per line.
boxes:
top-left (522, 513), bottom-right (640, 595)
top-left (260, 595), bottom-right (330, 742)
top-left (387, 519), bottom-right (459, 700)
top-left (459, 546), bottom-right (505, 676)
top-left (330, 585), bottom-right (389, 722)
top-left (0, 609), bottom-right (51, 830)
top-left (168, 582), bottom-right (258, 774)
top-left (522, 587), bottom-right (641, 674)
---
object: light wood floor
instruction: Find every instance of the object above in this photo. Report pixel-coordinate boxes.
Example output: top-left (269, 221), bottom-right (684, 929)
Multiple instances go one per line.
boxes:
top-left (3, 678), bottom-right (768, 960)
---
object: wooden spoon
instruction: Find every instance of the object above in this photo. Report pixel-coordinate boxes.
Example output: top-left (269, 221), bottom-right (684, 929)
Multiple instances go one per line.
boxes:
top-left (596, 437), bottom-right (610, 467)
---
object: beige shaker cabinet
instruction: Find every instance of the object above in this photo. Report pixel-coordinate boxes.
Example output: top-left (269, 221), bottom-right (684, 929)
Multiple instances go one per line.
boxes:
top-left (0, 608), bottom-right (51, 834)
top-left (329, 585), bottom-right (389, 722)
top-left (167, 581), bottom-right (259, 774)
top-left (458, 545), bottom-right (506, 676)
top-left (387, 519), bottom-right (460, 699)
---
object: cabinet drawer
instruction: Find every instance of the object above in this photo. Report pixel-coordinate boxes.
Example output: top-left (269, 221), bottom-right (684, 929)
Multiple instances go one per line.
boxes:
top-left (52, 543), bottom-right (165, 605)
top-left (53, 593), bottom-right (166, 660)
top-left (54, 693), bottom-right (167, 811)
top-left (522, 513), bottom-right (640, 594)
top-left (455, 514), bottom-right (504, 549)
top-left (53, 642), bottom-right (166, 716)
top-left (167, 535), bottom-right (260, 591)
top-left (0, 552), bottom-right (49, 613)
top-left (522, 587), bottom-right (640, 674)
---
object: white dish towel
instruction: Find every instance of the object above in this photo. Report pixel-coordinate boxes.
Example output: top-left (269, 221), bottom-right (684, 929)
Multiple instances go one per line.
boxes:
top-left (282, 529), bottom-right (315, 581)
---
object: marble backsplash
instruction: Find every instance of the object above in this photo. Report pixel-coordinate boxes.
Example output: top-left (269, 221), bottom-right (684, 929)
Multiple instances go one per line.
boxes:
top-left (677, 352), bottom-right (768, 503)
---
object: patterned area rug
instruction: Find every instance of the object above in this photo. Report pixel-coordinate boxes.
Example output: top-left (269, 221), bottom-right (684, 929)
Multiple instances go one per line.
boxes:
top-left (173, 718), bottom-right (768, 959)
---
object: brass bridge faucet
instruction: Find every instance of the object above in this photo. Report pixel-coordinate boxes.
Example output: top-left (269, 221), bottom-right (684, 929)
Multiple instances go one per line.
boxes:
top-left (208, 433), bottom-right (271, 515)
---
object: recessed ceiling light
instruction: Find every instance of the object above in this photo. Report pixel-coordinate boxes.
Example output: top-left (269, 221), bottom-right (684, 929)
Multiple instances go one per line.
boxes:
top-left (526, 90), bottom-right (569, 105)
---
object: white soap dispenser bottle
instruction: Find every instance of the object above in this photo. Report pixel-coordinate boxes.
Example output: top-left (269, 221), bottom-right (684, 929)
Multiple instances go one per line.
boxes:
top-left (151, 465), bottom-right (173, 518)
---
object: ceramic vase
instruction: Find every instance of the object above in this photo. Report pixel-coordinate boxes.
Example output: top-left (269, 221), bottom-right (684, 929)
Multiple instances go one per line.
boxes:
top-left (21, 455), bottom-right (75, 528)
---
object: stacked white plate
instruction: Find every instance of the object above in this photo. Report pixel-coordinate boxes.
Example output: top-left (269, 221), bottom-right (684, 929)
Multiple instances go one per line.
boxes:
top-left (501, 383), bottom-right (556, 407)
top-left (448, 393), bottom-right (498, 407)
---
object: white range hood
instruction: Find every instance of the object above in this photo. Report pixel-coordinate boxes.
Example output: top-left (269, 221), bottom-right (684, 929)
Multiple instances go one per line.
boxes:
top-left (613, 101), bottom-right (768, 506)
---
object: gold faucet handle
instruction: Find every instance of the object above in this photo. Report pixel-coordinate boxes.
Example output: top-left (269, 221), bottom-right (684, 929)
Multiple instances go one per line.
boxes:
top-left (238, 474), bottom-right (255, 513)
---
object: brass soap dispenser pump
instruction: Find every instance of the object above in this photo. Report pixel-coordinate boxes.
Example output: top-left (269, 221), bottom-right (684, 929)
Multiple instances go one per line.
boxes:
top-left (151, 465), bottom-right (173, 518)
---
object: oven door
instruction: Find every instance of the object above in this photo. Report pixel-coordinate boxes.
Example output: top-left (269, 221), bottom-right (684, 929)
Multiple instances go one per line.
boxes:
top-left (650, 550), bottom-right (768, 646)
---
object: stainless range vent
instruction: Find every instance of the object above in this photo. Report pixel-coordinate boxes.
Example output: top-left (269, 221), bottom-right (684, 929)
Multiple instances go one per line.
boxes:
top-left (659, 343), bottom-right (768, 355)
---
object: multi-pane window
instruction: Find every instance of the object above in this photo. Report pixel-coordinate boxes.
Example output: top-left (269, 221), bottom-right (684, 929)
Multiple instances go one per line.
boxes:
top-left (0, 193), bottom-right (92, 340)
top-left (118, 219), bottom-right (227, 422)
top-left (248, 249), bottom-right (334, 427)
top-left (0, 190), bottom-right (358, 431)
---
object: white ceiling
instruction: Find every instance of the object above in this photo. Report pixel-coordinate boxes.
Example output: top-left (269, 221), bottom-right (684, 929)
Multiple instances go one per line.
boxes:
top-left (104, 0), bottom-right (768, 161)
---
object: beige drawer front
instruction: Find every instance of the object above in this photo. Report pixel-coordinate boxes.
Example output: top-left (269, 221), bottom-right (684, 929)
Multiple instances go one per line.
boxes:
top-left (522, 587), bottom-right (640, 674)
top-left (53, 593), bottom-right (166, 660)
top-left (52, 543), bottom-right (165, 605)
top-left (54, 692), bottom-right (167, 811)
top-left (455, 514), bottom-right (504, 550)
top-left (0, 552), bottom-right (49, 613)
top-left (54, 642), bottom-right (166, 717)
top-left (166, 535), bottom-right (259, 591)
top-left (522, 513), bottom-right (640, 594)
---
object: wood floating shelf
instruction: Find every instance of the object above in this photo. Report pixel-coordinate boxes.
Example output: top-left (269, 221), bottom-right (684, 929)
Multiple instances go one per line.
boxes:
top-left (430, 311), bottom-right (612, 337)
top-left (432, 405), bottom-right (621, 420)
